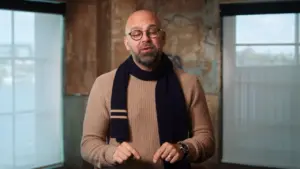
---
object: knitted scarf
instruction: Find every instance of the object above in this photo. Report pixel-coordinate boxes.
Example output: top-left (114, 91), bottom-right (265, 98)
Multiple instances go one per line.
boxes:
top-left (109, 53), bottom-right (191, 169)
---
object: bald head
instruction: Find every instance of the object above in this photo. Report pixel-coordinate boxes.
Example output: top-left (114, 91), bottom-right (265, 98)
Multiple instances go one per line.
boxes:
top-left (123, 10), bottom-right (165, 70)
top-left (125, 10), bottom-right (161, 34)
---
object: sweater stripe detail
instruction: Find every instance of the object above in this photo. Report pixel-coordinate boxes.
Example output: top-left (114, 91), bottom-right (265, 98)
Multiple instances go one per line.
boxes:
top-left (110, 116), bottom-right (127, 119)
top-left (110, 111), bottom-right (128, 119)
top-left (111, 109), bottom-right (127, 113)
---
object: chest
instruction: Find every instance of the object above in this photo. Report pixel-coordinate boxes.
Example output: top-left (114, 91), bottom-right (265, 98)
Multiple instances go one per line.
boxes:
top-left (126, 78), bottom-right (157, 120)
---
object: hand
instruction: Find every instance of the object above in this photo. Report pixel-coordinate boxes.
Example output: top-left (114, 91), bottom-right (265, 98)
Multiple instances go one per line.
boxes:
top-left (112, 142), bottom-right (141, 164)
top-left (153, 142), bottom-right (184, 164)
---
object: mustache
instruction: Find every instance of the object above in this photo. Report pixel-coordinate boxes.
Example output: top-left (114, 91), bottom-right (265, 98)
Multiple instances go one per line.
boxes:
top-left (140, 43), bottom-right (155, 49)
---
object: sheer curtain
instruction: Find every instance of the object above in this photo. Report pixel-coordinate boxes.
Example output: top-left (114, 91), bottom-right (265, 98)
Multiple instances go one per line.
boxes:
top-left (0, 10), bottom-right (64, 169)
top-left (222, 14), bottom-right (300, 169)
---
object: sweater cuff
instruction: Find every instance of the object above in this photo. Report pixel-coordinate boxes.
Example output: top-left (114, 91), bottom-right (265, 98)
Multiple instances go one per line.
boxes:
top-left (181, 139), bottom-right (199, 162)
top-left (104, 145), bottom-right (117, 165)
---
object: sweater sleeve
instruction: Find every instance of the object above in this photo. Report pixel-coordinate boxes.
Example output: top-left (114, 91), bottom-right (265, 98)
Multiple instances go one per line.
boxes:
top-left (182, 77), bottom-right (215, 163)
top-left (80, 76), bottom-right (117, 168)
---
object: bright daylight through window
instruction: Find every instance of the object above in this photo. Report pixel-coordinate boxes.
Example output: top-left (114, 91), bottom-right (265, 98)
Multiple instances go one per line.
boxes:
top-left (0, 10), bottom-right (64, 169)
top-left (222, 13), bottom-right (300, 169)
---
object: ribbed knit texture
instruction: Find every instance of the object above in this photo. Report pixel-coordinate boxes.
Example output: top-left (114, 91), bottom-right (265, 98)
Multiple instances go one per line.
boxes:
top-left (81, 68), bottom-right (215, 169)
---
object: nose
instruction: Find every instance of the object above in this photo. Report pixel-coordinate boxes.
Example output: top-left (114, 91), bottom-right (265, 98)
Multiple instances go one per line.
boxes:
top-left (141, 31), bottom-right (151, 42)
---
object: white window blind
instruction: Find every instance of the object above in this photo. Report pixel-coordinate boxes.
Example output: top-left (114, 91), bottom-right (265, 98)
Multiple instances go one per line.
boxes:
top-left (222, 13), bottom-right (300, 169)
top-left (0, 10), bottom-right (64, 169)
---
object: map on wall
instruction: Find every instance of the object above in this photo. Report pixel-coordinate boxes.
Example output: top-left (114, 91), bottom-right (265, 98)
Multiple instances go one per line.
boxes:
top-left (168, 54), bottom-right (219, 95)
top-left (163, 12), bottom-right (220, 95)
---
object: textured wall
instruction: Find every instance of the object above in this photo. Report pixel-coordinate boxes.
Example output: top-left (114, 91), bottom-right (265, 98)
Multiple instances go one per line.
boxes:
top-left (64, 0), bottom-right (114, 95)
top-left (64, 1), bottom-right (98, 95)
top-left (63, 1), bottom-right (101, 169)
top-left (110, 0), bottom-right (137, 69)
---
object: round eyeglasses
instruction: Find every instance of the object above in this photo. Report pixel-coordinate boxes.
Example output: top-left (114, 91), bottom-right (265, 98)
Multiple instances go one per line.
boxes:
top-left (128, 28), bottom-right (163, 41)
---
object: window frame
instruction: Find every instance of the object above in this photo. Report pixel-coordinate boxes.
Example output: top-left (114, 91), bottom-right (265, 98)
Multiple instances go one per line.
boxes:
top-left (220, 1), bottom-right (300, 169)
top-left (234, 13), bottom-right (299, 67)
top-left (0, 1), bottom-right (65, 15)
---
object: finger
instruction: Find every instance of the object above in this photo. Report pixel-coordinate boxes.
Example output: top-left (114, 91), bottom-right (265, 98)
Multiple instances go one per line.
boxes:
top-left (153, 143), bottom-right (168, 163)
top-left (165, 149), bottom-right (177, 162)
top-left (165, 154), bottom-right (172, 162)
top-left (115, 156), bottom-right (124, 164)
top-left (170, 153), bottom-right (180, 164)
top-left (122, 142), bottom-right (140, 159)
top-left (161, 144), bottom-right (173, 159)
top-left (118, 145), bottom-right (132, 157)
top-left (117, 150), bottom-right (130, 161)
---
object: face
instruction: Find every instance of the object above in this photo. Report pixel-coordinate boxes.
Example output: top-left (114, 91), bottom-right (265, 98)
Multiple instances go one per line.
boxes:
top-left (124, 13), bottom-right (166, 68)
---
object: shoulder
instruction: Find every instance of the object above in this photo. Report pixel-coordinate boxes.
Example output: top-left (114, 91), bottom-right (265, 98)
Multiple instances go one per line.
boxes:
top-left (174, 68), bottom-right (205, 108)
top-left (174, 68), bottom-right (200, 89)
top-left (95, 69), bottom-right (117, 84)
top-left (89, 69), bottom-right (117, 94)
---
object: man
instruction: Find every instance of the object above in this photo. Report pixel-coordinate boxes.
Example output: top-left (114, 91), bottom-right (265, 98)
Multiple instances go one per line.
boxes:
top-left (81, 10), bottom-right (215, 169)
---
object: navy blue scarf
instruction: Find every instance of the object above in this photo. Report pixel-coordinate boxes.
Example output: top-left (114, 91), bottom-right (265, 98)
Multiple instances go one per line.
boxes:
top-left (110, 53), bottom-right (191, 169)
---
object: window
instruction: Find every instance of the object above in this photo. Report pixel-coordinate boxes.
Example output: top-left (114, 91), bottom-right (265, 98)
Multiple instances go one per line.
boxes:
top-left (0, 9), bottom-right (64, 169)
top-left (222, 13), bottom-right (300, 169)
top-left (234, 14), bottom-right (299, 67)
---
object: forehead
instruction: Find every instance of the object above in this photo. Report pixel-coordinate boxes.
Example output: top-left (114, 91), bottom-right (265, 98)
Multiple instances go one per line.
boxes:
top-left (130, 24), bottom-right (158, 31)
top-left (126, 14), bottom-right (160, 31)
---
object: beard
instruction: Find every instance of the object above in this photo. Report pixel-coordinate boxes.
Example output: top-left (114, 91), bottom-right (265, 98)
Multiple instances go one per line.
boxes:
top-left (130, 45), bottom-right (160, 68)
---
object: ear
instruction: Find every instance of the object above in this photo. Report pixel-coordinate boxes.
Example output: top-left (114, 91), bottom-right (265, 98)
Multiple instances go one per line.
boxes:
top-left (124, 36), bottom-right (130, 51)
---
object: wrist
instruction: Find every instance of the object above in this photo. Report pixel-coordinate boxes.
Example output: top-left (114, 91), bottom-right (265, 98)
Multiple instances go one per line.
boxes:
top-left (105, 145), bottom-right (118, 165)
top-left (177, 141), bottom-right (189, 160)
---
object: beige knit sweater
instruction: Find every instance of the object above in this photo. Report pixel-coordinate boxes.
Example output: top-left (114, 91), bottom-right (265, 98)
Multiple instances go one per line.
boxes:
top-left (81, 68), bottom-right (215, 169)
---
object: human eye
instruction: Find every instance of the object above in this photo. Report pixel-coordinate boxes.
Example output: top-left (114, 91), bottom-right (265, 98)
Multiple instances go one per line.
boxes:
top-left (130, 30), bottom-right (142, 36)
top-left (148, 27), bottom-right (160, 34)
